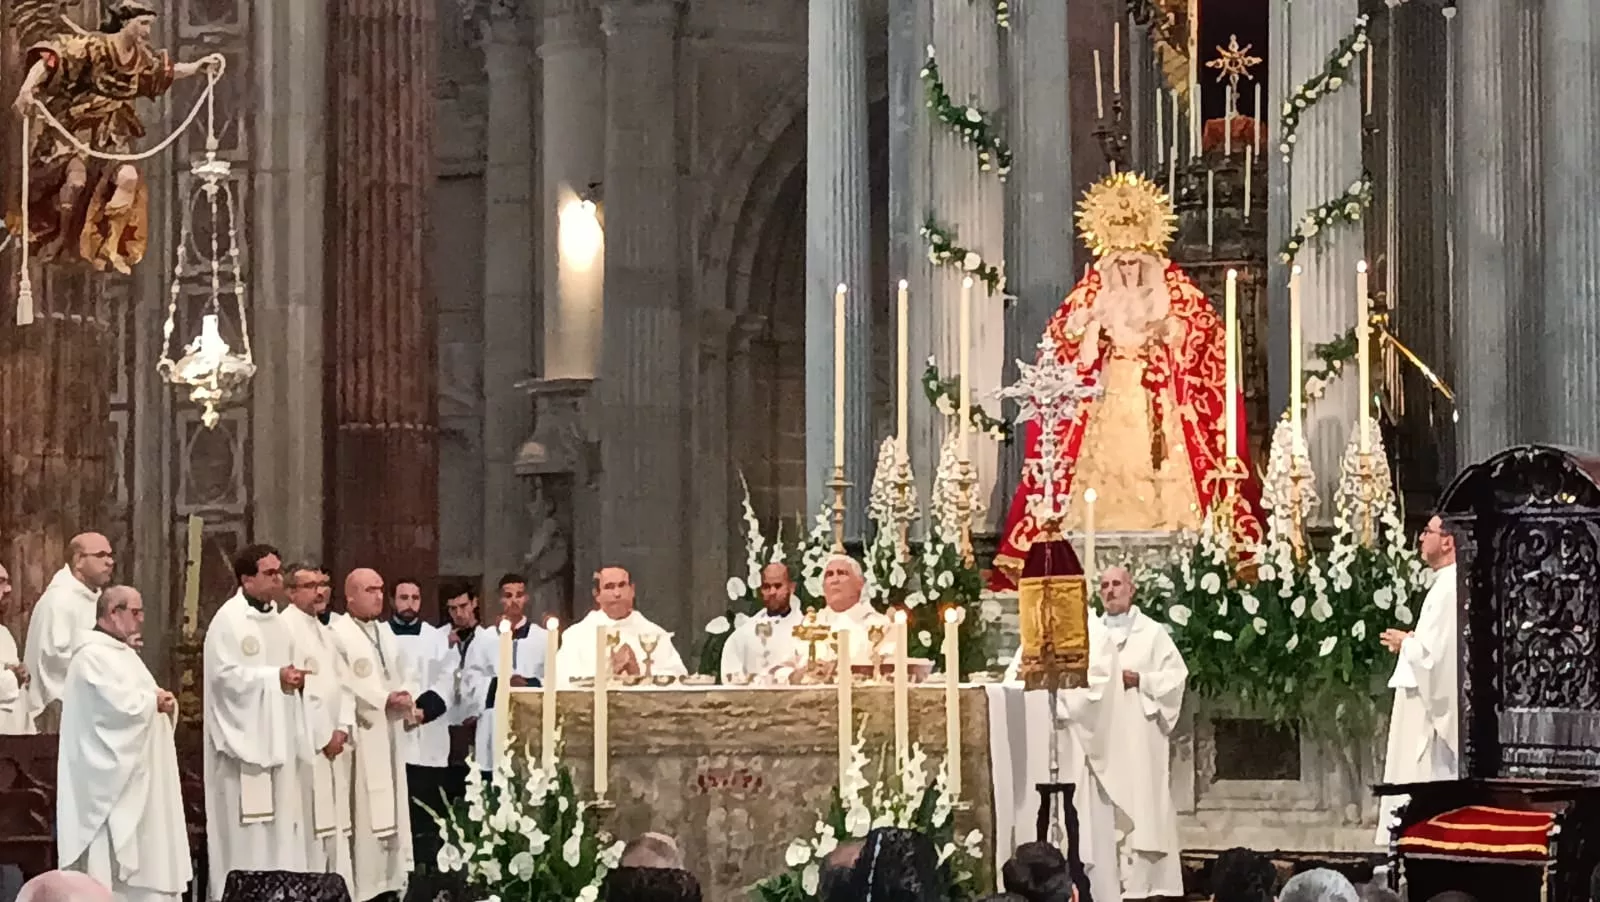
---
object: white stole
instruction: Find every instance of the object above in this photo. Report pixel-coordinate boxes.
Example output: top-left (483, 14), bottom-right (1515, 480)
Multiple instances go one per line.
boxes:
top-left (332, 615), bottom-right (400, 837)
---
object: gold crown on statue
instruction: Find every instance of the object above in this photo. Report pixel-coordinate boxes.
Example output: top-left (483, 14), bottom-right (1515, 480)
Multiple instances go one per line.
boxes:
top-left (1075, 171), bottom-right (1178, 257)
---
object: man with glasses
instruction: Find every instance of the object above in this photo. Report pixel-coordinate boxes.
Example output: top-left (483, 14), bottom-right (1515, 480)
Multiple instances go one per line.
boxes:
top-left (1374, 515), bottom-right (1460, 845)
top-left (23, 532), bottom-right (115, 731)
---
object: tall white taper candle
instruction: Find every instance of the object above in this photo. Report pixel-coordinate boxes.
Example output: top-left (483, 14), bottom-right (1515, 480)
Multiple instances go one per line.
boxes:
top-left (1224, 270), bottom-right (1239, 460)
top-left (594, 624), bottom-right (609, 795)
top-left (896, 279), bottom-right (909, 450)
top-left (958, 276), bottom-right (973, 461)
top-left (943, 607), bottom-right (963, 799)
top-left (833, 284), bottom-right (846, 468)
top-left (1290, 266), bottom-right (1304, 437)
top-left (1357, 261), bottom-right (1371, 453)
top-left (542, 617), bottom-right (559, 769)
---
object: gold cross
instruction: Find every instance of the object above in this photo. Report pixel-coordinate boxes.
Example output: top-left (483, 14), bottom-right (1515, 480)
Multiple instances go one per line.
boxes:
top-left (1206, 34), bottom-right (1263, 91)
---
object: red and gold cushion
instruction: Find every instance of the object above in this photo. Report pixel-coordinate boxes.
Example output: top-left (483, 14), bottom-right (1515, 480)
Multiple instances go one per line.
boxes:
top-left (1398, 805), bottom-right (1555, 862)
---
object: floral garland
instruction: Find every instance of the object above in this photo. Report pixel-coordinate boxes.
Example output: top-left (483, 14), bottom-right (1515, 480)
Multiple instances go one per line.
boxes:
top-left (921, 218), bottom-right (1006, 296)
top-left (920, 46), bottom-right (1013, 179)
top-left (1278, 175), bottom-right (1373, 265)
top-left (922, 357), bottom-right (1012, 443)
top-left (1300, 327), bottom-right (1358, 406)
top-left (989, 0), bottom-right (1011, 29)
top-left (1278, 15), bottom-right (1371, 164)
top-left (431, 748), bottom-right (623, 902)
top-left (752, 730), bottom-right (984, 902)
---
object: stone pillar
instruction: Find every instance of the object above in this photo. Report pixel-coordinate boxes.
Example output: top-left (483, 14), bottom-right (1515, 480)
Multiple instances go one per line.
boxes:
top-left (480, 5), bottom-right (537, 583)
top-left (252, 0), bottom-right (327, 565)
top-left (1282, 0), bottom-right (1364, 518)
top-left (1000, 0), bottom-right (1074, 513)
top-left (1451, 1), bottom-right (1522, 465)
top-left (597, 0), bottom-right (688, 625)
top-left (325, 0), bottom-right (440, 591)
top-left (805, 0), bottom-right (872, 540)
top-left (1537, 0), bottom-right (1600, 451)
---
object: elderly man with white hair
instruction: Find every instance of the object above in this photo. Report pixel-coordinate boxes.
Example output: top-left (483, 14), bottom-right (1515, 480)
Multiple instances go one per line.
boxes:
top-left (808, 554), bottom-right (889, 664)
top-left (1278, 868), bottom-right (1361, 902)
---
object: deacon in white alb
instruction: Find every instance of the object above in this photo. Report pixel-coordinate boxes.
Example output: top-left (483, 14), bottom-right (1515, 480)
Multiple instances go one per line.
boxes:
top-left (807, 555), bottom-right (890, 665)
top-left (720, 562), bottom-right (803, 682)
top-left (0, 564), bottom-right (35, 735)
top-left (23, 532), bottom-right (116, 731)
top-left (278, 563), bottom-right (354, 891)
top-left (202, 544), bottom-right (309, 898)
top-left (328, 568), bottom-right (416, 901)
top-left (385, 576), bottom-right (457, 868)
top-left (1091, 566), bottom-right (1187, 900)
top-left (58, 586), bottom-right (191, 902)
top-left (459, 573), bottom-right (546, 771)
top-left (558, 566), bottom-right (688, 682)
top-left (1375, 515), bottom-right (1460, 845)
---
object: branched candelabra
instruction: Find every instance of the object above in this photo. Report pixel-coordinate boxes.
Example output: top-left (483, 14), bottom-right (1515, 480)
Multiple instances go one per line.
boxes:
top-left (996, 335), bottom-right (1106, 532)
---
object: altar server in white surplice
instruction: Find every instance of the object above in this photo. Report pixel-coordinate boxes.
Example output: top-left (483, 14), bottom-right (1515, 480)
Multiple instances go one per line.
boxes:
top-left (279, 563), bottom-right (354, 891)
top-left (59, 586), bottom-right (191, 902)
top-left (1091, 566), bottom-right (1186, 900)
top-left (0, 564), bottom-right (36, 735)
top-left (1376, 515), bottom-right (1460, 845)
top-left (328, 568), bottom-right (415, 901)
top-left (459, 574), bottom-right (545, 771)
top-left (720, 563), bottom-right (803, 682)
top-left (386, 577), bottom-right (458, 870)
top-left (24, 533), bottom-right (116, 730)
top-left (558, 566), bottom-right (687, 683)
top-left (203, 544), bottom-right (309, 899)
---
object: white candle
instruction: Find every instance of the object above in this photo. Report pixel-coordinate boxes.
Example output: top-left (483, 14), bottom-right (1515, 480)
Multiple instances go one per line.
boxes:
top-left (1083, 487), bottom-right (1098, 584)
top-left (958, 276), bottom-right (973, 461)
top-left (836, 626), bottom-right (852, 787)
top-left (1155, 89), bottom-right (1165, 165)
top-left (1170, 90), bottom-right (1180, 160)
top-left (833, 283), bottom-right (846, 469)
top-left (942, 607), bottom-right (962, 799)
top-left (594, 625), bottom-right (609, 796)
top-left (896, 279), bottom-right (909, 449)
top-left (1168, 155), bottom-right (1177, 202)
top-left (1093, 50), bottom-right (1105, 119)
top-left (1365, 44), bottom-right (1374, 116)
top-left (1190, 84), bottom-right (1201, 157)
top-left (182, 515), bottom-right (202, 637)
top-left (1357, 261), bottom-right (1371, 454)
top-left (1224, 86), bottom-right (1233, 156)
top-left (495, 620), bottom-right (513, 759)
top-left (542, 617), bottom-right (559, 769)
top-left (1224, 270), bottom-right (1239, 460)
top-left (1206, 171), bottom-right (1215, 249)
top-left (1253, 83), bottom-right (1263, 154)
top-left (1244, 146), bottom-right (1253, 217)
top-left (1113, 22), bottom-right (1121, 95)
top-left (892, 610), bottom-right (909, 764)
top-left (1289, 265), bottom-right (1303, 437)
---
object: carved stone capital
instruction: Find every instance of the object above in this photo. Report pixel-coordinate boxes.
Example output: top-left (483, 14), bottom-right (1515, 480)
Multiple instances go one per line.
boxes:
top-left (598, 0), bottom-right (684, 36)
top-left (456, 0), bottom-right (530, 46)
top-left (514, 377), bottom-right (600, 482)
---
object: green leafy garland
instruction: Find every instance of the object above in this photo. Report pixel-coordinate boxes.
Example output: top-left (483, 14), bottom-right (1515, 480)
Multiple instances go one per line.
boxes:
top-left (920, 47), bottom-right (1013, 179)
top-left (989, 0), bottom-right (1011, 29)
top-left (1278, 14), bottom-right (1371, 164)
top-left (1277, 328), bottom-right (1358, 421)
top-left (921, 357), bottom-right (1013, 443)
top-left (1279, 175), bottom-right (1372, 265)
top-left (921, 218), bottom-right (1006, 296)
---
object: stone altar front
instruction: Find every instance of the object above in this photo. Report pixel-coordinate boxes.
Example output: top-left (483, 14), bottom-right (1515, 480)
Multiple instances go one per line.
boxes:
top-left (507, 686), bottom-right (995, 902)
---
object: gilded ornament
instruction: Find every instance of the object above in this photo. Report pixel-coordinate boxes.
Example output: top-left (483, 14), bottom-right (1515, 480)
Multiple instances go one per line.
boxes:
top-left (1074, 171), bottom-right (1179, 258)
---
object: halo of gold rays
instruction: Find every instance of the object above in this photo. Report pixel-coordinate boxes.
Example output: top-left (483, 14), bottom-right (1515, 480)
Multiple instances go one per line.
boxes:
top-left (1075, 171), bottom-right (1179, 258)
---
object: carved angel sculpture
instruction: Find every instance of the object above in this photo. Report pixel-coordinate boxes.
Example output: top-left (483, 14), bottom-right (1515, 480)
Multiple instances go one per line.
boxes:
top-left (5, 0), bottom-right (221, 274)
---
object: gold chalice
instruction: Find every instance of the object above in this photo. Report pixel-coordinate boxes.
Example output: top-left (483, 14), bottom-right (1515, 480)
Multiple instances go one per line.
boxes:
top-left (639, 632), bottom-right (661, 679)
top-left (867, 623), bottom-right (888, 681)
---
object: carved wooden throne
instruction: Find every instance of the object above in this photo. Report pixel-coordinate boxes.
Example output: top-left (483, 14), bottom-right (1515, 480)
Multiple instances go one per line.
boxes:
top-left (1380, 445), bottom-right (1600, 902)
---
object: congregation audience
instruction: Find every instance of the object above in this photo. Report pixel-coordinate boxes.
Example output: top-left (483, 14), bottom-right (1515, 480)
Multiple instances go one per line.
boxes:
top-left (1278, 869), bottom-right (1360, 902)
top-left (619, 832), bottom-right (685, 870)
top-left (14, 871), bottom-right (111, 902)
top-left (1209, 847), bottom-right (1277, 902)
top-left (999, 842), bottom-right (1075, 902)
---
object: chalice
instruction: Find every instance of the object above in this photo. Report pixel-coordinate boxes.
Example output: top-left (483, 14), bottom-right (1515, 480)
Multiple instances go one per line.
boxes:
top-left (639, 632), bottom-right (661, 678)
top-left (867, 623), bottom-right (888, 681)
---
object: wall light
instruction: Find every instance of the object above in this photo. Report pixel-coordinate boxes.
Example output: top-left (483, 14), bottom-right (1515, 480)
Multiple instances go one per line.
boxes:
top-left (558, 194), bottom-right (604, 273)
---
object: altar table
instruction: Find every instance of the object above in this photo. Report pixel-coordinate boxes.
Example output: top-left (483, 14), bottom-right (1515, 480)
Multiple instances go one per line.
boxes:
top-left (507, 685), bottom-right (999, 902)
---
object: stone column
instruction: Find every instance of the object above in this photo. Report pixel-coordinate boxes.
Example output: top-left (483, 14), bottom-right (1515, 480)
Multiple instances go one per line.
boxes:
top-left (480, 5), bottom-right (537, 582)
top-left (325, 0), bottom-right (440, 590)
top-left (1282, 0), bottom-right (1364, 518)
top-left (597, 0), bottom-right (688, 624)
top-left (1537, 0), bottom-right (1600, 451)
top-left (1450, 1), bottom-right (1522, 465)
top-left (805, 0), bottom-right (872, 540)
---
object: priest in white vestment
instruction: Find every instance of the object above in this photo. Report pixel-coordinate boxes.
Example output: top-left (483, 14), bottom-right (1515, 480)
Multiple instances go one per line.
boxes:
top-left (1376, 515), bottom-right (1460, 845)
top-left (720, 562), bottom-right (803, 682)
top-left (806, 554), bottom-right (891, 666)
top-left (459, 574), bottom-right (546, 771)
top-left (386, 577), bottom-right (457, 869)
top-left (58, 586), bottom-right (191, 902)
top-left (1092, 567), bottom-right (1186, 899)
top-left (328, 568), bottom-right (416, 901)
top-left (23, 533), bottom-right (115, 730)
top-left (202, 544), bottom-right (309, 899)
top-left (0, 563), bottom-right (36, 735)
top-left (279, 563), bottom-right (354, 892)
top-left (558, 566), bottom-right (687, 681)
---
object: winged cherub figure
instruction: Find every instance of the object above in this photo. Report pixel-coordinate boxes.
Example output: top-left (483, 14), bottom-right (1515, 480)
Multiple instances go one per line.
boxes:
top-left (6, 0), bottom-right (223, 274)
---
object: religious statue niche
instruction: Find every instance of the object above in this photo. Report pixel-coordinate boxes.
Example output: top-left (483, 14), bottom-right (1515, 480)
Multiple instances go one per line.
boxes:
top-left (991, 172), bottom-right (1263, 587)
top-left (4, 0), bottom-right (224, 320)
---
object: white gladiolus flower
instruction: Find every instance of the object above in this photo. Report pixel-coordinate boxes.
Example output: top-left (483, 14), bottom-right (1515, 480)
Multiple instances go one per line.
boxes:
top-left (1396, 604), bottom-right (1414, 625)
top-left (1201, 572), bottom-right (1222, 595)
top-left (1212, 630), bottom-right (1234, 642)
top-left (726, 576), bottom-right (746, 600)
top-left (509, 851), bottom-right (536, 880)
top-left (815, 831), bottom-right (840, 858)
top-left (705, 616), bottom-right (731, 635)
top-left (937, 570), bottom-right (955, 589)
top-left (577, 887), bottom-right (600, 902)
top-left (1286, 634), bottom-right (1300, 652)
top-left (1252, 617), bottom-right (1268, 635)
top-left (1319, 636), bottom-right (1339, 656)
top-left (965, 107), bottom-right (983, 123)
top-left (918, 630), bottom-right (933, 648)
top-left (437, 844), bottom-right (464, 872)
top-left (845, 804), bottom-right (872, 837)
top-left (786, 839), bottom-right (812, 867)
top-left (906, 591), bottom-right (927, 609)
top-left (480, 859), bottom-right (503, 883)
top-left (600, 840), bottom-right (625, 868)
top-left (563, 831), bottom-right (584, 867)
top-left (939, 843), bottom-right (957, 865)
top-left (803, 864), bottom-right (821, 896)
top-left (1167, 605), bottom-right (1191, 626)
top-left (962, 252), bottom-right (983, 271)
top-left (1258, 564), bottom-right (1277, 582)
top-left (1311, 598), bottom-right (1334, 622)
top-left (528, 828), bottom-right (550, 855)
top-left (1241, 594), bottom-right (1260, 615)
top-left (1373, 586), bottom-right (1394, 609)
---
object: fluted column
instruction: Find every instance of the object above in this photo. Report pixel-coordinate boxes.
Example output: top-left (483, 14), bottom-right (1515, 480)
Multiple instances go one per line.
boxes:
top-left (325, 0), bottom-right (439, 588)
top-left (481, 5), bottom-right (537, 581)
top-left (597, 0), bottom-right (687, 623)
top-left (1538, 0), bottom-right (1600, 450)
top-left (1283, 0), bottom-right (1363, 518)
top-left (805, 0), bottom-right (872, 540)
top-left (1451, 0), bottom-right (1522, 464)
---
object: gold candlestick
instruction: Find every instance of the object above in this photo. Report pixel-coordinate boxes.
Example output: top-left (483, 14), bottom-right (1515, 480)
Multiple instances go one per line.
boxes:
top-left (827, 465), bottom-right (851, 553)
top-left (1208, 456), bottom-right (1250, 553)
top-left (1353, 451), bottom-right (1384, 548)
top-left (891, 452), bottom-right (914, 562)
top-left (953, 457), bottom-right (978, 567)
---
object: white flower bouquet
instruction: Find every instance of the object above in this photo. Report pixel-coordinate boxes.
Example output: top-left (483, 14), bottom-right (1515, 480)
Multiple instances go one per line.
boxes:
top-left (697, 475), bottom-right (787, 677)
top-left (430, 747), bottom-right (623, 902)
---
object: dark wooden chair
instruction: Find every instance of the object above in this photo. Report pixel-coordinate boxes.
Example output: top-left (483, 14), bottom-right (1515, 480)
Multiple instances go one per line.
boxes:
top-left (1380, 446), bottom-right (1600, 902)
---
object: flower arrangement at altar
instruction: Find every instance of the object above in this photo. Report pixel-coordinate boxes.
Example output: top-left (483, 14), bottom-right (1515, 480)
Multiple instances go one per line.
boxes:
top-left (751, 730), bottom-right (985, 902)
top-left (430, 748), bottom-right (623, 902)
top-left (697, 476), bottom-right (787, 676)
top-left (862, 437), bottom-right (915, 609)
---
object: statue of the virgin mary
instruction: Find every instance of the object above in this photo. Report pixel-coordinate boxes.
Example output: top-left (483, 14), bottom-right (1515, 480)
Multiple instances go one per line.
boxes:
top-left (992, 172), bottom-right (1263, 588)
